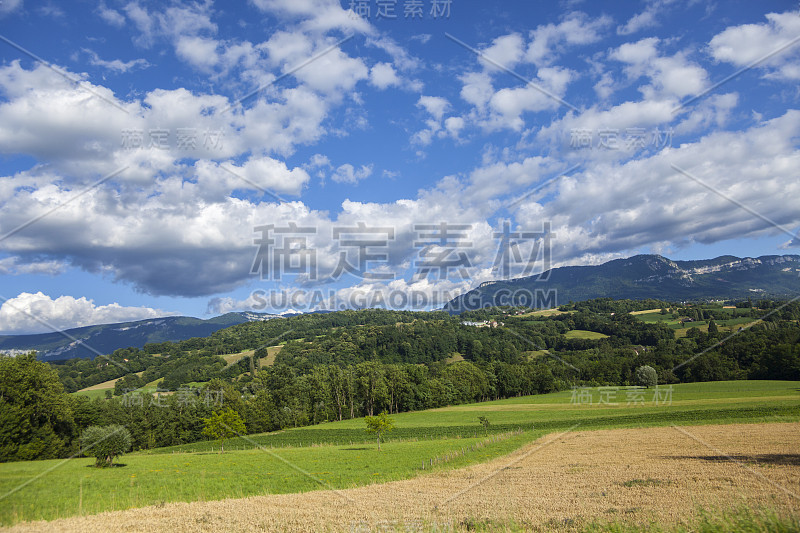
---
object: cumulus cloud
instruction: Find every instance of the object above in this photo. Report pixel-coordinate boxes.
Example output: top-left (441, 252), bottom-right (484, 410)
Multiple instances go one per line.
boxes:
top-left (617, 5), bottom-right (660, 35)
top-left (0, 61), bottom-right (329, 183)
top-left (487, 66), bottom-right (574, 130)
top-left (417, 96), bottom-right (450, 121)
top-left (709, 11), bottom-right (800, 81)
top-left (516, 110), bottom-right (800, 262)
top-left (0, 292), bottom-right (176, 334)
top-left (610, 37), bottom-right (708, 99)
top-left (369, 62), bottom-right (400, 89)
top-left (332, 163), bottom-right (373, 184)
top-left (412, 96), bottom-right (454, 146)
top-left (2, 3), bottom-right (798, 310)
top-left (480, 33), bottom-right (525, 70)
top-left (2, 109), bottom-right (797, 300)
top-left (525, 11), bottom-right (612, 65)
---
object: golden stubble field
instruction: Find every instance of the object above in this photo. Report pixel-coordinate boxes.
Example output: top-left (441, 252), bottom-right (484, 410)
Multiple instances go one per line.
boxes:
top-left (6, 422), bottom-right (799, 532)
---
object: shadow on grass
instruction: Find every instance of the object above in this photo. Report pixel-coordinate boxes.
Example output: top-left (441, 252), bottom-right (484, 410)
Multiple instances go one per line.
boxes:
top-left (84, 463), bottom-right (128, 468)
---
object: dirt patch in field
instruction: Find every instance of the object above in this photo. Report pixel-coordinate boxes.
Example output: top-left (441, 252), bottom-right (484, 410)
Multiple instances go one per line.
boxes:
top-left (7, 423), bottom-right (799, 532)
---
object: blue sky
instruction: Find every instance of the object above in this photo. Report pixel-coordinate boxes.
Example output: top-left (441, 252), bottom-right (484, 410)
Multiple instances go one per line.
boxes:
top-left (0, 0), bottom-right (798, 333)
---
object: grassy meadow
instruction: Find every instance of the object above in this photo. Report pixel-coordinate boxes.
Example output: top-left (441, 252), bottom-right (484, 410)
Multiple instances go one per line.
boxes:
top-left (1, 380), bottom-right (798, 526)
top-left (631, 308), bottom-right (758, 338)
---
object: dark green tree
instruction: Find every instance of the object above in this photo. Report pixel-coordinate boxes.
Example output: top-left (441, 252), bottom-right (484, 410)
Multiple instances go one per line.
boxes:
top-left (202, 408), bottom-right (246, 453)
top-left (0, 353), bottom-right (75, 461)
top-left (81, 424), bottom-right (131, 467)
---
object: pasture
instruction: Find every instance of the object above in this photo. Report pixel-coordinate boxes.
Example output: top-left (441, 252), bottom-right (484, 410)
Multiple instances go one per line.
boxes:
top-left (564, 329), bottom-right (610, 340)
top-left (1, 380), bottom-right (798, 528)
top-left (9, 422), bottom-right (797, 532)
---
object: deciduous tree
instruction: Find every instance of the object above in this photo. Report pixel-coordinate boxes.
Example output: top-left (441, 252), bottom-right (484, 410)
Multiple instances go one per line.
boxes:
top-left (81, 424), bottom-right (131, 467)
top-left (202, 407), bottom-right (246, 453)
top-left (364, 411), bottom-right (394, 451)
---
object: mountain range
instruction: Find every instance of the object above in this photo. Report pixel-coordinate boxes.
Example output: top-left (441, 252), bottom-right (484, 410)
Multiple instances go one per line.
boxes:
top-left (444, 254), bottom-right (800, 313)
top-left (3, 254), bottom-right (798, 360)
top-left (0, 312), bottom-right (283, 361)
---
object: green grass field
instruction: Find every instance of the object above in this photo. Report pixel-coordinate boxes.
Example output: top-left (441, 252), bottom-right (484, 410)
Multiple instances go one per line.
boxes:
top-left (565, 329), bottom-right (610, 339)
top-left (2, 380), bottom-right (798, 526)
top-left (74, 381), bottom-right (166, 400)
top-left (632, 309), bottom-right (758, 338)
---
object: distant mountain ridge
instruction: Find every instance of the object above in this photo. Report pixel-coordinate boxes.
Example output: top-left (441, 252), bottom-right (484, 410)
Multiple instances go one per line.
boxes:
top-left (4, 254), bottom-right (799, 360)
top-left (0, 312), bottom-right (283, 361)
top-left (444, 254), bottom-right (800, 313)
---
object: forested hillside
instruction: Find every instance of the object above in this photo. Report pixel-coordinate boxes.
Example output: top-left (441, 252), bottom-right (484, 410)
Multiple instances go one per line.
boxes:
top-left (2, 299), bottom-right (798, 462)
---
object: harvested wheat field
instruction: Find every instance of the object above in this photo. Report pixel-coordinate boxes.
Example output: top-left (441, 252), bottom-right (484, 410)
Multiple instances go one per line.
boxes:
top-left (7, 422), bottom-right (799, 532)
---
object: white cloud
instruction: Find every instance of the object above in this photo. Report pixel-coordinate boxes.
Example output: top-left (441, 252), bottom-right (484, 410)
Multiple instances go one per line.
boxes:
top-left (306, 153), bottom-right (332, 175)
top-left (449, 14), bottom-right (610, 134)
top-left (289, 44), bottom-right (370, 94)
top-left (617, 5), bottom-right (659, 35)
top-left (175, 36), bottom-right (220, 71)
top-left (517, 110), bottom-right (800, 261)
top-left (0, 292), bottom-right (176, 334)
top-left (611, 37), bottom-right (659, 66)
top-left (0, 61), bottom-right (333, 179)
top-left (250, 0), bottom-right (372, 34)
top-left (0, 257), bottom-right (66, 275)
top-left (369, 62), bottom-right (400, 89)
top-left (488, 67), bottom-right (574, 129)
top-left (610, 38), bottom-right (708, 99)
top-left (0, 0), bottom-right (22, 17)
top-left (459, 71), bottom-right (494, 109)
top-left (525, 11), bottom-right (612, 65)
top-left (204, 156), bottom-right (312, 196)
top-left (674, 93), bottom-right (738, 135)
top-left (444, 116), bottom-right (465, 138)
top-left (84, 49), bottom-right (150, 73)
top-left (206, 294), bottom-right (269, 314)
top-left (417, 95), bottom-right (450, 120)
top-left (411, 96), bottom-right (454, 145)
top-left (332, 163), bottom-right (373, 184)
top-left (98, 4), bottom-right (125, 27)
top-left (4, 106), bottom-right (797, 300)
top-left (124, 1), bottom-right (217, 49)
top-left (366, 36), bottom-right (420, 72)
top-left (480, 33), bottom-right (525, 70)
top-left (709, 11), bottom-right (800, 81)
